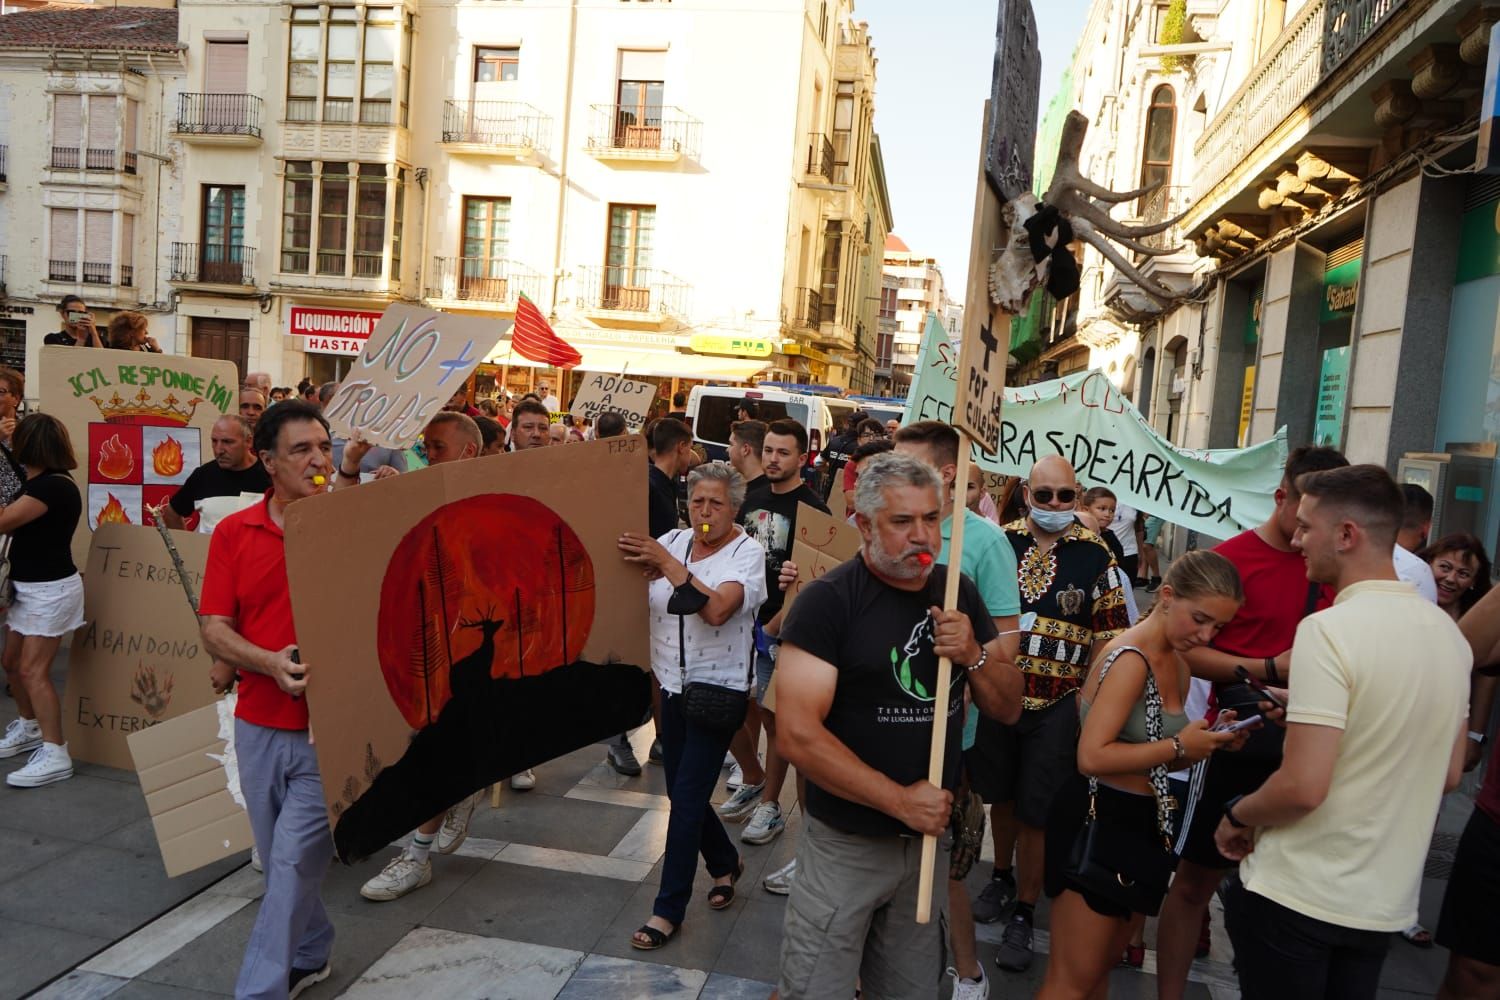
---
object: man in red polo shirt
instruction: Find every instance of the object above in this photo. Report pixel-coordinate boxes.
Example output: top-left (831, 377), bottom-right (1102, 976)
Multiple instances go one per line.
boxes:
top-left (200, 400), bottom-right (336, 1000)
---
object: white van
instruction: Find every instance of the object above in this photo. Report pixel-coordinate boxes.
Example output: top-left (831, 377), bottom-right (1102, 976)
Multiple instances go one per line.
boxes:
top-left (686, 385), bottom-right (859, 473)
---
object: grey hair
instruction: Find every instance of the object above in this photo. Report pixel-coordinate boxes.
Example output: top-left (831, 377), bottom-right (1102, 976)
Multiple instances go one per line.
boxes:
top-left (854, 451), bottom-right (943, 516)
top-left (687, 461), bottom-right (747, 512)
top-left (214, 413), bottom-right (253, 438)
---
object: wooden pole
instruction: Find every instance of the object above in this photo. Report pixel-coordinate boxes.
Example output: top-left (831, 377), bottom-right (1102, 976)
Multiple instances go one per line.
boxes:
top-left (915, 441), bottom-right (975, 924)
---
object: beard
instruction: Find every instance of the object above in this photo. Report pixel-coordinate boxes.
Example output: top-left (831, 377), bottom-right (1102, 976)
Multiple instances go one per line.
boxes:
top-left (865, 531), bottom-right (934, 582)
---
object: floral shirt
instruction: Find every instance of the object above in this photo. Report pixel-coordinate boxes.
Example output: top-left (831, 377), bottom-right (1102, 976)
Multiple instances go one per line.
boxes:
top-left (1004, 518), bottom-right (1130, 710)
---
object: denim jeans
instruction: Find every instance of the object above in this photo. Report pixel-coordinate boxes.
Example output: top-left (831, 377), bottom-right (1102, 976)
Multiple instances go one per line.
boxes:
top-left (1223, 875), bottom-right (1390, 1000)
top-left (653, 689), bottom-right (741, 925)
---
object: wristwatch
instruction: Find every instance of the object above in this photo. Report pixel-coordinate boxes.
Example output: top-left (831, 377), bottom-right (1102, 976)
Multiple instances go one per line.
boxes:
top-left (964, 647), bottom-right (988, 672)
top-left (1224, 793), bottom-right (1249, 829)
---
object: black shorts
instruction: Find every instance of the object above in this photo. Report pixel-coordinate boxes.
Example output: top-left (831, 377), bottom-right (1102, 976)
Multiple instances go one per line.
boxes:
top-left (964, 692), bottom-right (1079, 828)
top-left (1173, 752), bottom-right (1278, 868)
top-left (1044, 773), bottom-right (1173, 918)
top-left (1437, 806), bottom-right (1500, 965)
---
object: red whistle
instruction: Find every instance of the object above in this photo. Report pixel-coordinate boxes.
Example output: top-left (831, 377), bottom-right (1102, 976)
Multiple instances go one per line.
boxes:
top-left (917, 552), bottom-right (933, 567)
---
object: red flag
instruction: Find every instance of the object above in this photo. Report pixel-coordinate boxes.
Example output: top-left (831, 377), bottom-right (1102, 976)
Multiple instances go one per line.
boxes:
top-left (512, 293), bottom-right (583, 369)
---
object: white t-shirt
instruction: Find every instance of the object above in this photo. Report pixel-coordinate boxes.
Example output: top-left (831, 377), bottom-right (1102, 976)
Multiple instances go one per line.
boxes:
top-left (541, 393), bottom-right (560, 412)
top-left (1109, 504), bottom-right (1139, 558)
top-left (195, 492), bottom-right (263, 535)
top-left (1240, 580), bottom-right (1470, 931)
top-left (649, 528), bottom-right (768, 694)
top-left (1393, 543), bottom-right (1438, 603)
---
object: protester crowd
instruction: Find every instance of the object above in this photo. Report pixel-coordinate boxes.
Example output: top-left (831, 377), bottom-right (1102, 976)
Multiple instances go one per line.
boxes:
top-left (0, 314), bottom-right (1494, 1000)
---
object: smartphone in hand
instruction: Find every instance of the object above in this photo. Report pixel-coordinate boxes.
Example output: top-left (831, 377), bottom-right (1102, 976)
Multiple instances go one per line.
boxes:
top-left (1234, 665), bottom-right (1287, 710)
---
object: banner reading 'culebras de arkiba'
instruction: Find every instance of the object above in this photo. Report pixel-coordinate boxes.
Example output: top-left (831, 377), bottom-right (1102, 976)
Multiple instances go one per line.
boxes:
top-left (904, 315), bottom-right (1288, 538)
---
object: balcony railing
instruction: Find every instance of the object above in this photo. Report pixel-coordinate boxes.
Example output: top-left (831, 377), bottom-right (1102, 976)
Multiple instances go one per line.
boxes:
top-left (170, 243), bottom-right (256, 285)
top-left (586, 104), bottom-right (702, 160)
top-left (120, 265), bottom-right (133, 288)
top-left (50, 147), bottom-right (79, 169)
top-left (0, 144), bottom-right (7, 182)
top-left (426, 257), bottom-right (542, 306)
top-left (806, 133), bottom-right (836, 182)
top-left (578, 265), bottom-right (689, 317)
top-left (174, 93), bottom-right (264, 138)
top-left (1137, 185), bottom-right (1194, 252)
top-left (51, 147), bottom-right (135, 173)
top-left (1191, 0), bottom-right (1407, 204)
top-left (48, 260), bottom-right (75, 281)
top-left (791, 287), bottom-right (822, 330)
top-left (82, 261), bottom-right (114, 285)
top-left (441, 101), bottom-right (551, 150)
top-left (0, 255), bottom-right (6, 297)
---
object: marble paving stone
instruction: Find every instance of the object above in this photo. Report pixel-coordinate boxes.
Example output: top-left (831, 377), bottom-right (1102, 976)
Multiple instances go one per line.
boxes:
top-left (28, 970), bottom-right (129, 1000)
top-left (0, 823), bottom-right (87, 888)
top-left (467, 788), bottom-right (647, 856)
top-left (108, 980), bottom-right (228, 999)
top-left (423, 859), bottom-right (637, 952)
top-left (81, 892), bottom-right (254, 978)
top-left (554, 953), bottom-right (708, 1000)
top-left (0, 773), bottom-right (146, 840)
top-left (699, 971), bottom-right (775, 999)
top-left (450, 835), bottom-right (508, 861)
top-left (98, 816), bottom-right (188, 858)
top-left (341, 927), bottom-right (584, 999)
top-left (592, 864), bottom-right (746, 974)
top-left (0, 916), bottom-right (113, 1000)
top-left (496, 842), bottom-right (654, 882)
top-left (322, 851), bottom-right (486, 924)
top-left (575, 757), bottom-right (671, 800)
top-left (608, 809), bottom-right (671, 863)
top-left (704, 897), bottom-right (786, 984)
top-left (203, 864), bottom-right (264, 901)
top-left (566, 784), bottom-right (672, 812)
top-left (71, 761), bottom-right (141, 786)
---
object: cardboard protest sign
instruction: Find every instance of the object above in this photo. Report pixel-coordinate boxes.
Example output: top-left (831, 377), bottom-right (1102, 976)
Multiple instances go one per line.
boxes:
top-left (284, 436), bottom-right (653, 863)
top-left (62, 524), bottom-right (216, 768)
top-left (782, 501), bottom-right (863, 618)
top-left (322, 303), bottom-right (507, 450)
top-left (569, 373), bottom-right (654, 430)
top-left (904, 316), bottom-right (1288, 537)
top-left (128, 700), bottom-right (253, 878)
top-left (40, 347), bottom-right (238, 568)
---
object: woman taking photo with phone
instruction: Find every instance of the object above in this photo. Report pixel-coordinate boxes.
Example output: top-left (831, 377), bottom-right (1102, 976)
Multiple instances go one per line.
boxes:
top-left (1037, 550), bottom-right (1247, 999)
top-left (0, 414), bottom-right (84, 786)
top-left (42, 295), bottom-right (103, 348)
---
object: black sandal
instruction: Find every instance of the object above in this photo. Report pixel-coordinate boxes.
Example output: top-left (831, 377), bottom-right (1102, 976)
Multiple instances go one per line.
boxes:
top-left (707, 859), bottom-right (745, 910)
top-left (630, 921), bottom-right (677, 950)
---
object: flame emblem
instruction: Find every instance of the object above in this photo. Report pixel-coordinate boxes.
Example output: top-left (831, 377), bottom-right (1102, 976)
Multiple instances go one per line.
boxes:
top-left (96, 493), bottom-right (131, 527)
top-left (151, 435), bottom-right (184, 477)
top-left (96, 434), bottom-right (135, 481)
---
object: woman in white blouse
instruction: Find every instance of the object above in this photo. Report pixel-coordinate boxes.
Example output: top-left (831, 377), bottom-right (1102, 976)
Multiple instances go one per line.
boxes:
top-left (618, 461), bottom-right (767, 951)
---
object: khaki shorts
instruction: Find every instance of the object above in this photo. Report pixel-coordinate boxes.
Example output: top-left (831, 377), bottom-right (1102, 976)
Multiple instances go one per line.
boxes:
top-left (778, 814), bottom-right (951, 1000)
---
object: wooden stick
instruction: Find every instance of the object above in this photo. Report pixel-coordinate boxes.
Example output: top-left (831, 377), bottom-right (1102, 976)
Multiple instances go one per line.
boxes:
top-left (915, 441), bottom-right (975, 924)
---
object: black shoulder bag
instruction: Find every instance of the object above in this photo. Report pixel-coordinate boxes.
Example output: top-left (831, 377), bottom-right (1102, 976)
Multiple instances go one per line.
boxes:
top-left (1064, 645), bottom-right (1179, 916)
top-left (670, 532), bottom-right (751, 732)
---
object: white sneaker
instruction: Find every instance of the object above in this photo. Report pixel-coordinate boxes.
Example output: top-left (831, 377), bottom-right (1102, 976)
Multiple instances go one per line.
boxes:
top-left (359, 854), bottom-right (432, 901)
top-left (762, 857), bottom-right (797, 895)
top-left (250, 846), bottom-right (263, 873)
top-left (6, 742), bottom-right (73, 787)
top-left (723, 751), bottom-right (735, 769)
top-left (0, 718), bottom-right (42, 758)
top-left (437, 793), bottom-right (480, 854)
top-left (741, 801), bottom-right (785, 845)
top-left (510, 769), bottom-right (536, 791)
top-left (948, 965), bottom-right (990, 1000)
top-left (725, 763), bottom-right (744, 791)
top-left (718, 781), bottom-right (765, 821)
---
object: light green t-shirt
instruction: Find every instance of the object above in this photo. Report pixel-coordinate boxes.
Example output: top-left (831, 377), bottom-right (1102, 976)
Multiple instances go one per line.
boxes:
top-left (938, 508), bottom-right (1020, 749)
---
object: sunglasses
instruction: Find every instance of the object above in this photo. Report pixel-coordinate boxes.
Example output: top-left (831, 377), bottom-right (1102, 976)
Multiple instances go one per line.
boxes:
top-left (1027, 487), bottom-right (1078, 505)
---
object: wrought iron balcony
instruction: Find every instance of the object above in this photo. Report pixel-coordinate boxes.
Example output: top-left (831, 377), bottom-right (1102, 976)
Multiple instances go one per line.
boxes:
top-left (82, 261), bottom-right (112, 285)
top-left (174, 93), bottom-right (264, 141)
top-left (0, 145), bottom-right (7, 183)
top-left (48, 259), bottom-right (75, 282)
top-left (170, 243), bottom-right (256, 286)
top-left (51, 147), bottom-right (135, 173)
top-left (790, 287), bottom-right (822, 332)
top-left (806, 134), bottom-right (836, 182)
top-left (441, 101), bottom-right (550, 152)
top-left (578, 265), bottom-right (688, 318)
top-left (425, 257), bottom-right (542, 307)
top-left (585, 105), bottom-right (702, 162)
top-left (1191, 0), bottom-right (1407, 205)
top-left (0, 255), bottom-right (6, 298)
top-left (50, 147), bottom-right (79, 169)
top-left (1136, 185), bottom-right (1194, 253)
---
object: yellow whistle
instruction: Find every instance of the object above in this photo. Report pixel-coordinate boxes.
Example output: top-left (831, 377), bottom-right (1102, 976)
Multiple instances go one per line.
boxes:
top-left (313, 475), bottom-right (327, 486)
top-left (700, 523), bottom-right (710, 534)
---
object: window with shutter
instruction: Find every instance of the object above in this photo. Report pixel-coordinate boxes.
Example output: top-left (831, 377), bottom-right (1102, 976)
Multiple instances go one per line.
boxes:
top-left (87, 96), bottom-right (116, 171)
top-left (204, 42), bottom-right (249, 131)
top-left (52, 95), bottom-right (81, 168)
top-left (49, 209), bottom-right (78, 281)
top-left (84, 210), bottom-right (112, 285)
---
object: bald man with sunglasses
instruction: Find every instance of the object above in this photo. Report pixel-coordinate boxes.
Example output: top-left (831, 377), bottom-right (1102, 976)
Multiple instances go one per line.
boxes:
top-left (964, 454), bottom-right (1131, 972)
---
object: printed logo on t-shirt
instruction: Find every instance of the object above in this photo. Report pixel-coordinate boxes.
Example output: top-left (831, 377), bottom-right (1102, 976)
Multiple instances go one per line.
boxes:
top-left (743, 508), bottom-right (791, 574)
top-left (890, 614), bottom-right (937, 703)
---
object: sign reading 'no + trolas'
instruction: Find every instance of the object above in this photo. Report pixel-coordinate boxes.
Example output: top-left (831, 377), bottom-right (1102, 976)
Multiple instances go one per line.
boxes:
top-left (954, 319), bottom-right (1005, 456)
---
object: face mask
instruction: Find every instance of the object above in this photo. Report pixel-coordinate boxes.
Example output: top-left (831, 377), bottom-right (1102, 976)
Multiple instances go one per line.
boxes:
top-left (1030, 508), bottom-right (1076, 533)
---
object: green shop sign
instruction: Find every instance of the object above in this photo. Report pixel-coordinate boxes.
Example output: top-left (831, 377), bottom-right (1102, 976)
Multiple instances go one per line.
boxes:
top-left (1320, 258), bottom-right (1361, 323)
top-left (1456, 198), bottom-right (1500, 284)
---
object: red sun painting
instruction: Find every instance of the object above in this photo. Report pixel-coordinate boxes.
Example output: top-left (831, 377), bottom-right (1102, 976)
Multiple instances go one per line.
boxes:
top-left (376, 494), bottom-right (596, 730)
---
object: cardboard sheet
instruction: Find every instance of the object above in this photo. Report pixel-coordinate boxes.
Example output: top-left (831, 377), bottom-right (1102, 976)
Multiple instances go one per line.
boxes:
top-left (63, 524), bottom-right (216, 768)
top-left (284, 436), bottom-right (653, 863)
top-left (568, 373), bottom-right (654, 430)
top-left (39, 347), bottom-right (238, 568)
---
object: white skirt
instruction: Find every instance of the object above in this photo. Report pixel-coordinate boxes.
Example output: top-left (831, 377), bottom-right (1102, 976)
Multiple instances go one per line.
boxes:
top-left (10, 573), bottom-right (85, 637)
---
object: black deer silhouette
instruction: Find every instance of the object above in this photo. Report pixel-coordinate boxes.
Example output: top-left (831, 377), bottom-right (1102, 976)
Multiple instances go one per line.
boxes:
top-left (450, 607), bottom-right (504, 702)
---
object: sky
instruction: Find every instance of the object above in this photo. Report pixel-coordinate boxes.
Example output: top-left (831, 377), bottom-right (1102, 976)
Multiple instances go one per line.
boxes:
top-left (856, 0), bottom-right (1090, 305)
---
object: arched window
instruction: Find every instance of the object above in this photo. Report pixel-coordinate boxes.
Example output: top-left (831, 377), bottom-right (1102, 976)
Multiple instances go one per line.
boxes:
top-left (1140, 85), bottom-right (1176, 191)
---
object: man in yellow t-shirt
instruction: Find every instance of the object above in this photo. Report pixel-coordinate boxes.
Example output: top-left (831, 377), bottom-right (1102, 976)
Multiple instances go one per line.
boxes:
top-left (1214, 465), bottom-right (1470, 999)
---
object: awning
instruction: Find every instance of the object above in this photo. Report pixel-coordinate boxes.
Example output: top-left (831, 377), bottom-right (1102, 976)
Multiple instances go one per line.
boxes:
top-left (482, 340), bottom-right (768, 381)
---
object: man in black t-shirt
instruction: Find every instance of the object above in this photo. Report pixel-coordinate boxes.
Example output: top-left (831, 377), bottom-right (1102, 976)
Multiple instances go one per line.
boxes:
top-left (725, 419), bottom-right (830, 849)
top-left (773, 451), bottom-right (1020, 999)
top-left (162, 415), bottom-right (271, 533)
top-left (647, 418), bottom-right (694, 539)
top-left (819, 410), bottom-right (864, 500)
